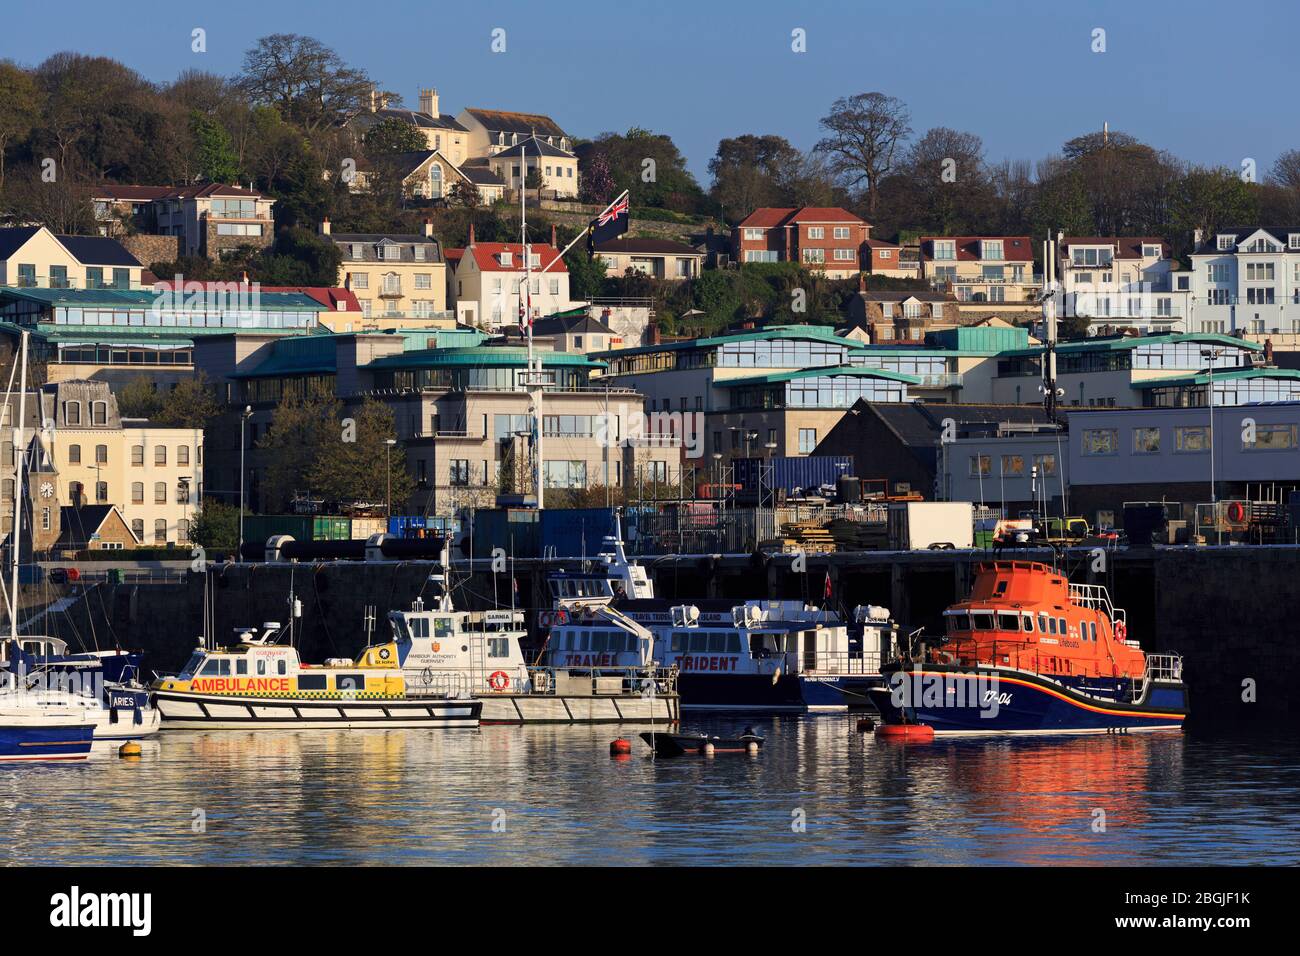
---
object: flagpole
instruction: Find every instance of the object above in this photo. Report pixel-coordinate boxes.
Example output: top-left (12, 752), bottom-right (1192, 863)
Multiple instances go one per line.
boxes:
top-left (520, 136), bottom-right (543, 510)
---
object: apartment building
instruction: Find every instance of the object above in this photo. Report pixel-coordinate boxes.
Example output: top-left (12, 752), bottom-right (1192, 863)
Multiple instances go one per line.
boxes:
top-left (2, 381), bottom-right (201, 548)
top-left (93, 183), bottom-right (276, 259)
top-left (862, 238), bottom-right (918, 278)
top-left (0, 227), bottom-right (144, 290)
top-left (483, 135), bottom-right (579, 200)
top-left (920, 236), bottom-right (1039, 318)
top-left (1057, 236), bottom-right (1181, 333)
top-left (322, 220), bottom-right (451, 324)
top-left (732, 207), bottom-right (870, 278)
top-left (1188, 227), bottom-right (1300, 335)
top-left (594, 238), bottom-right (704, 280)
top-left (445, 229), bottom-right (572, 329)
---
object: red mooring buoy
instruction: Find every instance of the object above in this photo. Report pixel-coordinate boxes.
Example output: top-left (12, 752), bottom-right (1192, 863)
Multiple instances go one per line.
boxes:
top-left (875, 723), bottom-right (935, 742)
top-left (610, 738), bottom-right (633, 756)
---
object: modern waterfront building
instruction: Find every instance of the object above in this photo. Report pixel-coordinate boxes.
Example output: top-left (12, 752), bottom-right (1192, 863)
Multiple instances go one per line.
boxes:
top-left (1056, 236), bottom-right (1184, 334)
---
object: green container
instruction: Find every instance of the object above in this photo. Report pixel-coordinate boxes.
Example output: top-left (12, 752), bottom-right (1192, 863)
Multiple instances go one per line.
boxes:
top-left (312, 516), bottom-right (352, 541)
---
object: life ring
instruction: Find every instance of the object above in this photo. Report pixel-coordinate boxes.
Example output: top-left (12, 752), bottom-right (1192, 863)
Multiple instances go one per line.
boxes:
top-left (1114, 620), bottom-right (1127, 642)
top-left (488, 670), bottom-right (510, 691)
top-left (553, 610), bottom-right (569, 626)
top-left (1227, 501), bottom-right (1246, 523)
top-left (421, 668), bottom-right (434, 686)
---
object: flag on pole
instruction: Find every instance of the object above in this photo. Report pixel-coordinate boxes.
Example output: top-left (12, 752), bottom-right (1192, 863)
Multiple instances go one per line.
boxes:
top-left (586, 191), bottom-right (630, 257)
top-left (823, 571), bottom-right (832, 602)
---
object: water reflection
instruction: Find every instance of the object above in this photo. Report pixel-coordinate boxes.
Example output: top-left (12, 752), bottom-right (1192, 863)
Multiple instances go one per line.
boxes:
top-left (1, 721), bottom-right (1296, 866)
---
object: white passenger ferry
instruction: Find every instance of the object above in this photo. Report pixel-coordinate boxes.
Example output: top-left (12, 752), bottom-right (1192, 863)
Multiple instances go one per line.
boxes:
top-left (388, 549), bottom-right (678, 724)
top-left (150, 623), bottom-right (480, 729)
top-left (540, 521), bottom-right (895, 712)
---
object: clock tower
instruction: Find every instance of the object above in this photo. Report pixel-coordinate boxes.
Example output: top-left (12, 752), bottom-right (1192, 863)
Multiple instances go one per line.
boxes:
top-left (20, 434), bottom-right (60, 558)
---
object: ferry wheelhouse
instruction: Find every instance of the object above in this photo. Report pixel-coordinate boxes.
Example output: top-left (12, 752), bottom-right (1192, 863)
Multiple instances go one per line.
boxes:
top-left (150, 623), bottom-right (480, 729)
top-left (871, 561), bottom-right (1188, 735)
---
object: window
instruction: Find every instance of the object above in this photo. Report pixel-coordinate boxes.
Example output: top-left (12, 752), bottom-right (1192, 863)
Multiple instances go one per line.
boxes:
top-left (543, 460), bottom-right (586, 489)
top-left (131, 445), bottom-right (144, 466)
top-left (95, 444), bottom-right (107, 464)
top-left (1244, 424), bottom-right (1297, 450)
top-left (415, 273), bottom-right (432, 289)
top-left (1175, 426), bottom-right (1210, 452)
top-left (1081, 429), bottom-right (1118, 456)
top-left (155, 481), bottom-right (167, 503)
top-left (178, 446), bottom-right (189, 466)
top-left (131, 482), bottom-right (144, 504)
top-left (833, 226), bottom-right (851, 239)
top-left (177, 483), bottom-right (190, 504)
top-left (969, 455), bottom-right (991, 477)
top-left (798, 428), bottom-right (817, 454)
top-left (64, 401), bottom-right (81, 425)
top-left (802, 248), bottom-right (824, 264)
top-left (91, 401), bottom-right (108, 425)
top-left (743, 228), bottom-right (764, 240)
top-left (178, 519), bottom-right (190, 542)
top-left (450, 459), bottom-right (470, 486)
top-left (1133, 427), bottom-right (1161, 453)
top-left (131, 519), bottom-right (143, 540)
top-left (806, 226), bottom-right (824, 239)
top-left (154, 519), bottom-right (167, 543)
top-left (1000, 455), bottom-right (1024, 475)
top-left (68, 444), bottom-right (82, 464)
top-left (932, 240), bottom-right (956, 260)
top-left (95, 481), bottom-right (107, 503)
top-left (981, 239), bottom-right (1004, 260)
top-left (155, 445), bottom-right (167, 465)
top-left (1217, 235), bottom-right (1235, 251)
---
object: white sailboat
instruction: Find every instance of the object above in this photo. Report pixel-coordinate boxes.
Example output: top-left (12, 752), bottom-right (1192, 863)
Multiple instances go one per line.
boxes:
top-left (0, 330), bottom-right (159, 741)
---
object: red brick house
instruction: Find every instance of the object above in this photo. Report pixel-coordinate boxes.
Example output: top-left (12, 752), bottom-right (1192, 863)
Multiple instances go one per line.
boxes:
top-left (731, 207), bottom-right (870, 278)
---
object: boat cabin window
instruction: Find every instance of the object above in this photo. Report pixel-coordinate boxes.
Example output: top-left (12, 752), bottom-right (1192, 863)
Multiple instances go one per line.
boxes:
top-left (277, 660), bottom-right (287, 676)
top-left (408, 617), bottom-right (430, 639)
top-left (971, 612), bottom-right (995, 631)
top-left (236, 660), bottom-right (248, 675)
top-left (199, 658), bottom-right (232, 676)
top-left (1022, 613), bottom-right (1035, 632)
top-left (671, 631), bottom-right (689, 652)
top-left (689, 634), bottom-right (709, 653)
top-left (336, 675), bottom-right (363, 692)
top-left (488, 637), bottom-right (510, 658)
top-left (256, 659), bottom-right (266, 676)
top-left (180, 651), bottom-right (205, 677)
top-left (997, 612), bottom-right (1019, 631)
top-left (994, 581), bottom-right (1008, 595)
top-left (434, 617), bottom-right (452, 638)
top-left (948, 613), bottom-right (970, 633)
top-left (298, 674), bottom-right (327, 691)
top-left (1058, 617), bottom-right (1067, 636)
top-left (749, 633), bottom-right (780, 657)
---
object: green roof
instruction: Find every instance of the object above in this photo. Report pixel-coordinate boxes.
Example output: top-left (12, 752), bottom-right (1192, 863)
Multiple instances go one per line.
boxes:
top-left (1001, 332), bottom-right (1262, 358)
top-left (592, 324), bottom-right (863, 360)
top-left (362, 346), bottom-right (605, 371)
top-left (1134, 366), bottom-right (1300, 389)
top-left (0, 287), bottom-right (323, 310)
top-left (718, 365), bottom-right (921, 388)
top-left (229, 336), bottom-right (339, 379)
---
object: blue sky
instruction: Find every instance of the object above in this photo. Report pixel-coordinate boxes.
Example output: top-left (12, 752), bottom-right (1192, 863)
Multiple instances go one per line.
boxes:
top-left (3, 0), bottom-right (1297, 183)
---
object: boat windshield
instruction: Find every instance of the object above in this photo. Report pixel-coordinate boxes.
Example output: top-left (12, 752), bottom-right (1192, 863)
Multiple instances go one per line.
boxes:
top-left (178, 651), bottom-right (206, 679)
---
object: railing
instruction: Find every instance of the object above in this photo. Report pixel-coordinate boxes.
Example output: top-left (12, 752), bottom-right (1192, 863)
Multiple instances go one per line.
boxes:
top-left (405, 665), bottom-right (678, 699)
top-left (1067, 582), bottom-right (1126, 626)
top-left (1143, 653), bottom-right (1183, 683)
top-left (799, 650), bottom-right (883, 677)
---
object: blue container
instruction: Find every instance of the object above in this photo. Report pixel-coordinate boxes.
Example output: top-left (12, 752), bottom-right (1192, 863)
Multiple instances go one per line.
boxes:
top-left (18, 564), bottom-right (44, 586)
top-left (471, 509), bottom-right (539, 558)
top-left (540, 508), bottom-right (615, 559)
top-left (734, 455), bottom-right (855, 495)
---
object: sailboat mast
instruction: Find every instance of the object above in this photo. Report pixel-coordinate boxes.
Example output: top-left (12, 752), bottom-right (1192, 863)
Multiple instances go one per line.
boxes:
top-left (522, 137), bottom-right (544, 509)
top-left (9, 331), bottom-right (29, 643)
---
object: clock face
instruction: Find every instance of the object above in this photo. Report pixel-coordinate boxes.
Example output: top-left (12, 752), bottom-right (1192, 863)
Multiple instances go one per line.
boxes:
top-left (39, 482), bottom-right (54, 499)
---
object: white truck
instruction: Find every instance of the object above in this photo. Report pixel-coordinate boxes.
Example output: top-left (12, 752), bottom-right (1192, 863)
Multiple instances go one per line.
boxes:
top-left (887, 501), bottom-right (975, 551)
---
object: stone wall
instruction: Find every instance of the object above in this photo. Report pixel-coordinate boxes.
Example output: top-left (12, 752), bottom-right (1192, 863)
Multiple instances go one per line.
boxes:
top-left (120, 234), bottom-right (182, 271)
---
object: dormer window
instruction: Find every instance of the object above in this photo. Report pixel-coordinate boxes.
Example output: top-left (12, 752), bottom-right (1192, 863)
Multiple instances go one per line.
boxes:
top-left (981, 239), bottom-right (1004, 260)
top-left (1290, 234), bottom-right (1300, 250)
top-left (350, 243), bottom-right (363, 259)
top-left (932, 240), bottom-right (956, 261)
top-left (1217, 234), bottom-right (1235, 251)
top-left (382, 243), bottom-right (400, 260)
top-left (1143, 244), bottom-right (1162, 258)
top-left (414, 245), bottom-right (427, 261)
top-left (498, 252), bottom-right (512, 267)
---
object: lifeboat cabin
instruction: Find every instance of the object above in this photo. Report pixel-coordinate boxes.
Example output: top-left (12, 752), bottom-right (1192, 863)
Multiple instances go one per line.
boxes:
top-left (941, 561), bottom-right (1146, 688)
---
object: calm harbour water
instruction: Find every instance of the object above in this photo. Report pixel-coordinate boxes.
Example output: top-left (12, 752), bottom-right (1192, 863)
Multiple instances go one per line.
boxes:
top-left (3, 719), bottom-right (1297, 866)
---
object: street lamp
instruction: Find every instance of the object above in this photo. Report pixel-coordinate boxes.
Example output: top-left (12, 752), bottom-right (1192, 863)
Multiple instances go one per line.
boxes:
top-left (385, 438), bottom-right (397, 517)
top-left (1200, 347), bottom-right (1222, 544)
top-left (238, 405), bottom-right (252, 562)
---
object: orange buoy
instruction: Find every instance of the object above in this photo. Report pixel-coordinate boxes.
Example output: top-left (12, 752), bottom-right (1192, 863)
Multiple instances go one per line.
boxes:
top-left (609, 738), bottom-right (632, 756)
top-left (875, 723), bottom-right (935, 742)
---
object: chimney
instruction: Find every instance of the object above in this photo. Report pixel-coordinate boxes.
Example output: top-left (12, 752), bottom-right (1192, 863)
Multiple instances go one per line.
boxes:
top-left (551, 224), bottom-right (557, 247)
top-left (423, 218), bottom-right (434, 239)
top-left (648, 324), bottom-right (661, 345)
top-left (418, 88), bottom-right (439, 117)
top-left (319, 217), bottom-right (331, 236)
top-left (468, 223), bottom-right (476, 245)
top-left (1193, 227), bottom-right (1204, 249)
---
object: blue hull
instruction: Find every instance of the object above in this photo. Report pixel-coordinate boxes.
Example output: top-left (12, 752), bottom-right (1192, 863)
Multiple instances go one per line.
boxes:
top-left (872, 665), bottom-right (1188, 735)
top-left (0, 723), bottom-right (94, 762)
top-left (799, 675), bottom-right (884, 710)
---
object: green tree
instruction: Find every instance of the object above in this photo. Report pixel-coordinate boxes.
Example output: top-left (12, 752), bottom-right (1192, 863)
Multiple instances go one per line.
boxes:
top-left (564, 240), bottom-right (608, 300)
top-left (363, 117), bottom-right (426, 156)
top-left (1169, 167), bottom-right (1259, 254)
top-left (578, 127), bottom-right (706, 212)
top-left (708, 134), bottom-right (802, 219)
top-left (151, 375), bottom-right (222, 429)
top-left (190, 499), bottom-right (240, 553)
top-left (308, 399), bottom-right (413, 510)
top-left (814, 92), bottom-right (912, 217)
top-left (257, 393), bottom-right (343, 512)
top-left (0, 61), bottom-right (39, 189)
top-left (190, 110), bottom-right (240, 184)
top-left (237, 34), bottom-right (381, 133)
top-left (116, 375), bottom-right (162, 420)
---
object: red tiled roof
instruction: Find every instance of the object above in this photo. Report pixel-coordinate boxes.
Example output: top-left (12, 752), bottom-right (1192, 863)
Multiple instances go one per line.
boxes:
top-left (920, 236), bottom-right (1034, 262)
top-left (863, 238), bottom-right (899, 248)
top-left (459, 242), bottom-right (567, 273)
top-left (736, 206), bottom-right (867, 229)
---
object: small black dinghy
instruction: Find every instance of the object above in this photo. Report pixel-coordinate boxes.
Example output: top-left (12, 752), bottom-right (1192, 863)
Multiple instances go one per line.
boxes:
top-left (640, 728), bottom-right (764, 756)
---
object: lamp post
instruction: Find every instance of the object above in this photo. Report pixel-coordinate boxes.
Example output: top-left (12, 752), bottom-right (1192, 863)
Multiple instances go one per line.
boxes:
top-left (385, 438), bottom-right (397, 517)
top-left (238, 405), bottom-right (252, 562)
top-left (1200, 348), bottom-right (1222, 544)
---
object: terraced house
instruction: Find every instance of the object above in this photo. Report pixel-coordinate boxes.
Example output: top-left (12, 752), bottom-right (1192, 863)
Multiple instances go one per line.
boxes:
top-left (732, 207), bottom-right (870, 278)
top-left (920, 236), bottom-right (1039, 319)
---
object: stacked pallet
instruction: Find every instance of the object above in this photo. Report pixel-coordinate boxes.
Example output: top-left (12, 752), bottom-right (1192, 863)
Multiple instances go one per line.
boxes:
top-left (825, 517), bottom-right (886, 552)
top-left (772, 519), bottom-right (837, 553)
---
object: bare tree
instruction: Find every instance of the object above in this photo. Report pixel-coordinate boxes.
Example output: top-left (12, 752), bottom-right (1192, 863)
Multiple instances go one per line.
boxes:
top-left (814, 92), bottom-right (911, 217)
top-left (1269, 150), bottom-right (1300, 191)
top-left (237, 34), bottom-right (386, 133)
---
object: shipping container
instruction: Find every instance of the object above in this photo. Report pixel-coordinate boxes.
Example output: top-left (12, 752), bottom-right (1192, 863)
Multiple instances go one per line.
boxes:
top-left (540, 508), bottom-right (615, 558)
top-left (312, 516), bottom-right (352, 541)
top-left (470, 509), bottom-right (539, 559)
top-left (387, 515), bottom-right (460, 539)
top-left (734, 456), bottom-right (854, 496)
top-left (887, 502), bottom-right (975, 550)
top-left (243, 515), bottom-right (353, 544)
top-left (350, 517), bottom-right (388, 540)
